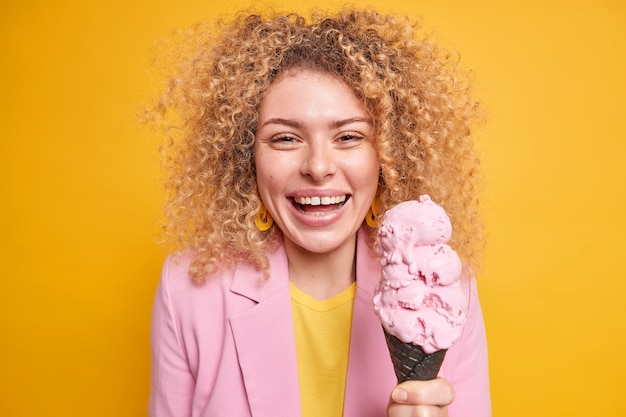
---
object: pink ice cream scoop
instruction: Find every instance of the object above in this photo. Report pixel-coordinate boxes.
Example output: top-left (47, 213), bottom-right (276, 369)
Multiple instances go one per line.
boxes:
top-left (373, 195), bottom-right (468, 381)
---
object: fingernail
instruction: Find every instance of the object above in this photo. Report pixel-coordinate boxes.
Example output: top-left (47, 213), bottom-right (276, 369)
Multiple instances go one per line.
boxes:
top-left (392, 388), bottom-right (408, 402)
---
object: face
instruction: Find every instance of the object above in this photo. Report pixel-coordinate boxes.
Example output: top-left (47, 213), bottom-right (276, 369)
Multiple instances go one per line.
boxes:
top-left (255, 69), bottom-right (379, 256)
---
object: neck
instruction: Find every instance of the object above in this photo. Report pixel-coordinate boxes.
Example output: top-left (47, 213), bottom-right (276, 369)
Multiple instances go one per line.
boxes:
top-left (285, 237), bottom-right (357, 300)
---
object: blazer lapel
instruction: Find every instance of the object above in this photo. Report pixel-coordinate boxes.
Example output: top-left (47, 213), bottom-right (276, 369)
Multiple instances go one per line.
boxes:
top-left (343, 228), bottom-right (397, 417)
top-left (229, 245), bottom-right (302, 417)
top-left (228, 228), bottom-right (394, 417)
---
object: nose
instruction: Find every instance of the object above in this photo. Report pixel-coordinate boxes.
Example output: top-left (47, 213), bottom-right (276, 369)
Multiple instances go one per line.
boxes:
top-left (301, 139), bottom-right (336, 182)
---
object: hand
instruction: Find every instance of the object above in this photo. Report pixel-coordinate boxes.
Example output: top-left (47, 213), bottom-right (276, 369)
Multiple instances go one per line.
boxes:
top-left (387, 377), bottom-right (454, 417)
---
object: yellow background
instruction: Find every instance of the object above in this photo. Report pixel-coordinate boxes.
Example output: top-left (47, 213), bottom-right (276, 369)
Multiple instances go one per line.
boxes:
top-left (1, 0), bottom-right (625, 415)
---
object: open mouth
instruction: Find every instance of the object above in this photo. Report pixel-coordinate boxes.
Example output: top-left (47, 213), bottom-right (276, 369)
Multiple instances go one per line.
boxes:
top-left (292, 195), bottom-right (348, 214)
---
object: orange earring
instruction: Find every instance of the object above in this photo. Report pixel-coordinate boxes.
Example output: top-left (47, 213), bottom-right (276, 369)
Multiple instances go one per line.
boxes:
top-left (365, 198), bottom-right (381, 228)
top-left (255, 205), bottom-right (274, 231)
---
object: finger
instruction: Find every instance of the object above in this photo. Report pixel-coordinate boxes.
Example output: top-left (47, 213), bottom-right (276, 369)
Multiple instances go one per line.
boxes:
top-left (390, 378), bottom-right (455, 406)
top-left (387, 403), bottom-right (449, 417)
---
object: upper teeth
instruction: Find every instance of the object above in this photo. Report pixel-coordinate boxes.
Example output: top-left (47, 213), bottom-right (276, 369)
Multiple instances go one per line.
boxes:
top-left (294, 195), bottom-right (347, 206)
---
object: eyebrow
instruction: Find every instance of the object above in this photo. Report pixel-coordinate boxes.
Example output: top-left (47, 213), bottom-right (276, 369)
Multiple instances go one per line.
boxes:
top-left (260, 117), bottom-right (372, 129)
top-left (331, 117), bottom-right (372, 129)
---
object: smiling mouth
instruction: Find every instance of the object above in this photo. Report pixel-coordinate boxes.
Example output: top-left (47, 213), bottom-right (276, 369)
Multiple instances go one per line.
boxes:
top-left (292, 195), bottom-right (348, 213)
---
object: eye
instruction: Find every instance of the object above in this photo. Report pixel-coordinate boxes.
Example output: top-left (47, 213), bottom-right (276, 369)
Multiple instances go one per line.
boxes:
top-left (271, 135), bottom-right (296, 143)
top-left (335, 132), bottom-right (365, 146)
top-left (268, 134), bottom-right (300, 149)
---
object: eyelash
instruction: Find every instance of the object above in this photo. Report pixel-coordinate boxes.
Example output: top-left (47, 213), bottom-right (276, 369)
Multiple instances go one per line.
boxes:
top-left (337, 133), bottom-right (363, 142)
top-left (266, 132), bottom-right (365, 146)
top-left (270, 135), bottom-right (297, 143)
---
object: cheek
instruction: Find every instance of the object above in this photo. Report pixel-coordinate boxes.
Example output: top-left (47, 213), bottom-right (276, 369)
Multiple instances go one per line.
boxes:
top-left (255, 169), bottom-right (272, 198)
top-left (254, 149), bottom-right (271, 188)
top-left (354, 152), bottom-right (380, 188)
top-left (255, 156), bottom-right (282, 200)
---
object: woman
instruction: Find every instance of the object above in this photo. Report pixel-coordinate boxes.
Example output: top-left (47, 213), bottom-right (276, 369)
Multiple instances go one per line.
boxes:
top-left (149, 7), bottom-right (490, 417)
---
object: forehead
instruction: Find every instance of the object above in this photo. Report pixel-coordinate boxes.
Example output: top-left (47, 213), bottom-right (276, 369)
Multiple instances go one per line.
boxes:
top-left (259, 69), bottom-right (368, 117)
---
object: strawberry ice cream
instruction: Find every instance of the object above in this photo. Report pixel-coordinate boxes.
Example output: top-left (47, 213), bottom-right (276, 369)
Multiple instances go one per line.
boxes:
top-left (373, 195), bottom-right (468, 381)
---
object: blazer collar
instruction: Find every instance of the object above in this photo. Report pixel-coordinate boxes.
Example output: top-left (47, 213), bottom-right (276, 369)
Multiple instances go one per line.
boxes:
top-left (228, 241), bottom-right (298, 417)
top-left (229, 241), bottom-right (291, 302)
top-left (345, 227), bottom-right (397, 416)
top-left (230, 226), bottom-right (377, 301)
top-left (228, 226), bottom-right (393, 417)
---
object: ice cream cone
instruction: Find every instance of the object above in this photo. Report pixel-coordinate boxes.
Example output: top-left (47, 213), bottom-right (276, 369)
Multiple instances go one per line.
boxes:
top-left (383, 329), bottom-right (447, 382)
top-left (374, 197), bottom-right (466, 383)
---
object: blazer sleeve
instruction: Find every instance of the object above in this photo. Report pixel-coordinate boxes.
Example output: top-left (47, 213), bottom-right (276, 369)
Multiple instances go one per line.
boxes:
top-left (149, 256), bottom-right (195, 417)
top-left (443, 277), bottom-right (492, 417)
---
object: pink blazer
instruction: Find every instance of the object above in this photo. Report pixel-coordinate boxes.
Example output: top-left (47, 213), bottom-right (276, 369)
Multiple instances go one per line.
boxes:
top-left (149, 229), bottom-right (491, 416)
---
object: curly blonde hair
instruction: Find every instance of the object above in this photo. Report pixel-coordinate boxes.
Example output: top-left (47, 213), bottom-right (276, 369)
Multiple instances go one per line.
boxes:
top-left (151, 7), bottom-right (483, 284)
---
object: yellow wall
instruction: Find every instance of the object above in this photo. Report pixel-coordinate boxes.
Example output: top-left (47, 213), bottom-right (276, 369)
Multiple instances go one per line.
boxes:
top-left (1, 0), bottom-right (624, 415)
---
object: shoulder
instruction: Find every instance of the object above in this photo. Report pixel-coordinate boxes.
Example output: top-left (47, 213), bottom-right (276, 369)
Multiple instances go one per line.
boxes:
top-left (157, 248), bottom-right (288, 319)
top-left (156, 252), bottom-right (241, 324)
top-left (160, 252), bottom-right (233, 295)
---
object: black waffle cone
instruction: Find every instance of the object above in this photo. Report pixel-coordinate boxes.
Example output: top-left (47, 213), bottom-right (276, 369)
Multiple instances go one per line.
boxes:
top-left (383, 329), bottom-right (447, 382)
